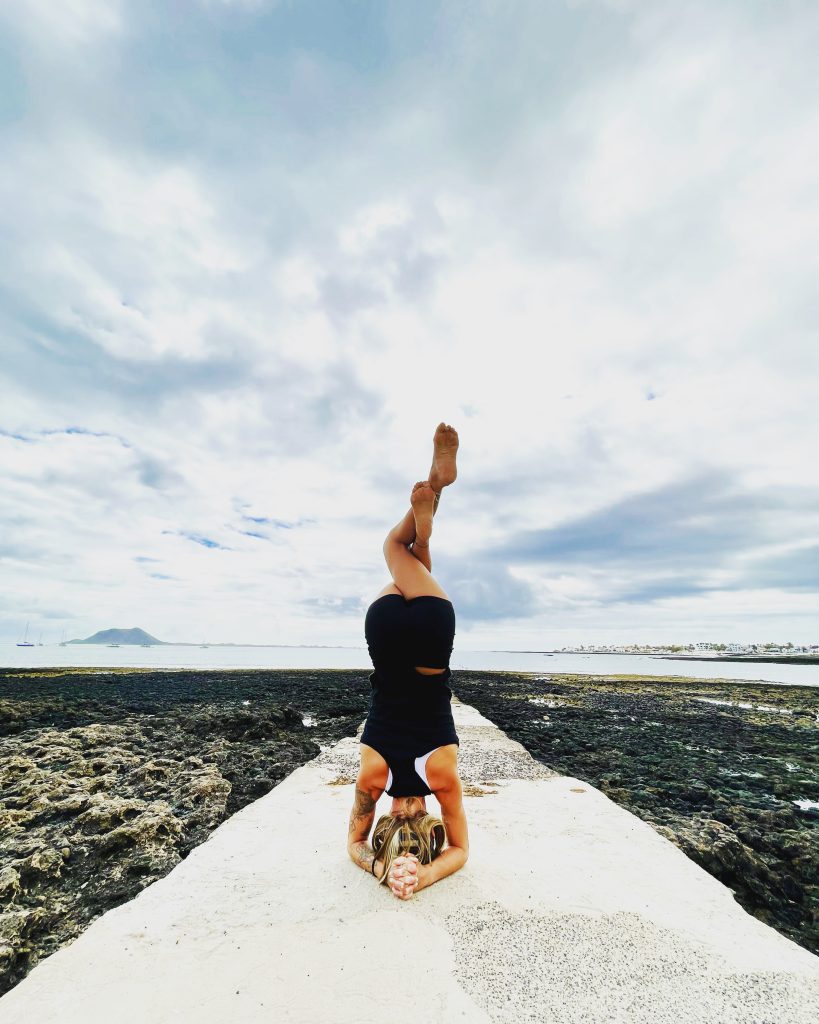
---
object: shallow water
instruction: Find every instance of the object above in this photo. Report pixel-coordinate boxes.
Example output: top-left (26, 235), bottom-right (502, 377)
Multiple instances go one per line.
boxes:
top-left (1, 643), bottom-right (816, 687)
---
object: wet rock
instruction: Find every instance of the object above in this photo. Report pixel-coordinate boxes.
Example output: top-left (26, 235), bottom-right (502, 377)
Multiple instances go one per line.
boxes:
top-left (12, 848), bottom-right (65, 886)
top-left (0, 868), bottom-right (21, 901)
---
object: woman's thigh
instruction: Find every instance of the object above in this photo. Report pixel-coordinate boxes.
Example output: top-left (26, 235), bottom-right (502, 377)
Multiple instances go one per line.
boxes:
top-left (358, 742), bottom-right (389, 791)
top-left (383, 541), bottom-right (450, 601)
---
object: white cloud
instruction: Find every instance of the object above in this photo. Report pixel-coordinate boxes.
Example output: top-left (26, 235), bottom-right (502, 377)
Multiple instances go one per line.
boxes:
top-left (1, 0), bottom-right (817, 647)
top-left (1, 0), bottom-right (124, 47)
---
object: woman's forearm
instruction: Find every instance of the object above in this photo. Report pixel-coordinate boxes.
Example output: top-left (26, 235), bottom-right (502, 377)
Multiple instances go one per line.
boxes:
top-left (348, 841), bottom-right (385, 880)
top-left (348, 843), bottom-right (467, 891)
top-left (417, 846), bottom-right (467, 891)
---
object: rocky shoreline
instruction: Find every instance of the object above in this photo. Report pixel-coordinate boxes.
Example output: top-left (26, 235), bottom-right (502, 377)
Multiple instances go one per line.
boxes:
top-left (1, 667), bottom-right (817, 996)
top-left (0, 667), bottom-right (371, 996)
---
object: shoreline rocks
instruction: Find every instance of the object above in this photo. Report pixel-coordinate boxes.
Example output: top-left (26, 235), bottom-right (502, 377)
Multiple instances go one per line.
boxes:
top-left (0, 668), bottom-right (371, 995)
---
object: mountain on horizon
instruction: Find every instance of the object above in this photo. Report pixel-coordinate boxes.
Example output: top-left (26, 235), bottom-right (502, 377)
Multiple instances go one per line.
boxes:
top-left (69, 627), bottom-right (165, 646)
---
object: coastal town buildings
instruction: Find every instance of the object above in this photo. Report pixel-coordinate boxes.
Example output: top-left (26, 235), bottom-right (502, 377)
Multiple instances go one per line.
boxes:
top-left (558, 642), bottom-right (818, 656)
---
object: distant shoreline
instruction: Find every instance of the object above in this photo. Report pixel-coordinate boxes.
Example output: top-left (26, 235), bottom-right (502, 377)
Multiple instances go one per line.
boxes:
top-left (32, 643), bottom-right (819, 665)
top-left (502, 650), bottom-right (819, 666)
top-left (661, 654), bottom-right (819, 666)
top-left (63, 642), bottom-right (363, 649)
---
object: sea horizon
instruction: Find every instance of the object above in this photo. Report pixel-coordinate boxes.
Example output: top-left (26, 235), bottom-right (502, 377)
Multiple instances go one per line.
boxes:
top-left (3, 643), bottom-right (817, 688)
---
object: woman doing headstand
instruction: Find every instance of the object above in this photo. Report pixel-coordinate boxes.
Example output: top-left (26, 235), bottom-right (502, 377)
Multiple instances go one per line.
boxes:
top-left (347, 423), bottom-right (469, 900)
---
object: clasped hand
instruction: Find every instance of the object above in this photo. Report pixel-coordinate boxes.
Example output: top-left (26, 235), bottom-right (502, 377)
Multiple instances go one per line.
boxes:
top-left (387, 853), bottom-right (421, 900)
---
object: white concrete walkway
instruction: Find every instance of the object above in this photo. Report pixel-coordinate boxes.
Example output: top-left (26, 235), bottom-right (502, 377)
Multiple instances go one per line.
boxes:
top-left (1, 700), bottom-right (817, 1023)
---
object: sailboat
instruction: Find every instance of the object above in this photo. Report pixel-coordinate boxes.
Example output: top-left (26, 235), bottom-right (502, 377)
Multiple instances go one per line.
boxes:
top-left (16, 622), bottom-right (34, 647)
top-left (59, 629), bottom-right (68, 647)
top-left (37, 631), bottom-right (44, 647)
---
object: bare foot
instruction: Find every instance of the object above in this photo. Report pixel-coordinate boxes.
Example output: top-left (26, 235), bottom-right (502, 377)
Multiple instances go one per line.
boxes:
top-left (428, 422), bottom-right (458, 494)
top-left (410, 481), bottom-right (435, 546)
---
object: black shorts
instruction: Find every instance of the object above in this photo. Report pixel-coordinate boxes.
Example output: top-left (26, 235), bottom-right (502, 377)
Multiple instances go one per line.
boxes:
top-left (364, 593), bottom-right (456, 672)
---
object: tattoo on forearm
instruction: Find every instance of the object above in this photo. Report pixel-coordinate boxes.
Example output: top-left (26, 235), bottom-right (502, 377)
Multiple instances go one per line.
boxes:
top-left (350, 841), bottom-right (376, 873)
top-left (348, 786), bottom-right (376, 839)
top-left (348, 786), bottom-right (380, 876)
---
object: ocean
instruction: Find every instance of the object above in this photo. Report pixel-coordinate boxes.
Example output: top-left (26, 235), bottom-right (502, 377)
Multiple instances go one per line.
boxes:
top-left (1, 644), bottom-right (816, 687)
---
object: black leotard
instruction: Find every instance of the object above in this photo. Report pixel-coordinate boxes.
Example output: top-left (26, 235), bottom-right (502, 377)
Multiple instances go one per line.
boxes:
top-left (360, 594), bottom-right (459, 797)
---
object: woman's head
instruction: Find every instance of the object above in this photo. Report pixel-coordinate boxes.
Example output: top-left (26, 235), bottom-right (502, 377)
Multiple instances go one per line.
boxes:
top-left (371, 796), bottom-right (446, 886)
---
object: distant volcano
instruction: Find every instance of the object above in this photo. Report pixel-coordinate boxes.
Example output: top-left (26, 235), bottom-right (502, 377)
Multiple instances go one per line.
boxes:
top-left (69, 628), bottom-right (165, 646)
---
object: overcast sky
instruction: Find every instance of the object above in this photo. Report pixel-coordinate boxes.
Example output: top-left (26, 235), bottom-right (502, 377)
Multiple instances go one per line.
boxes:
top-left (1, 0), bottom-right (817, 650)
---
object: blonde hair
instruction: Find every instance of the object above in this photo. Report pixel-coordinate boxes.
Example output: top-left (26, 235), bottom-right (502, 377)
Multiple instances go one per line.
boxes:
top-left (371, 796), bottom-right (446, 886)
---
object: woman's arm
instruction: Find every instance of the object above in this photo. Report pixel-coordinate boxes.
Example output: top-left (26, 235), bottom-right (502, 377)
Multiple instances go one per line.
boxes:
top-left (417, 777), bottom-right (469, 892)
top-left (347, 782), bottom-right (386, 879)
top-left (416, 845), bottom-right (467, 890)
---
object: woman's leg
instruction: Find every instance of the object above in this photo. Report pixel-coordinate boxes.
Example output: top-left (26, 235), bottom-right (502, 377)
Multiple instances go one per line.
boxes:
top-left (388, 492), bottom-right (440, 573)
top-left (380, 423), bottom-right (458, 601)
top-left (382, 482), bottom-right (449, 600)
top-left (393, 422), bottom-right (459, 573)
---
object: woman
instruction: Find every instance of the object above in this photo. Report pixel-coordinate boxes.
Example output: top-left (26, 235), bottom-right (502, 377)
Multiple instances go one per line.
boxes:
top-left (347, 422), bottom-right (469, 900)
